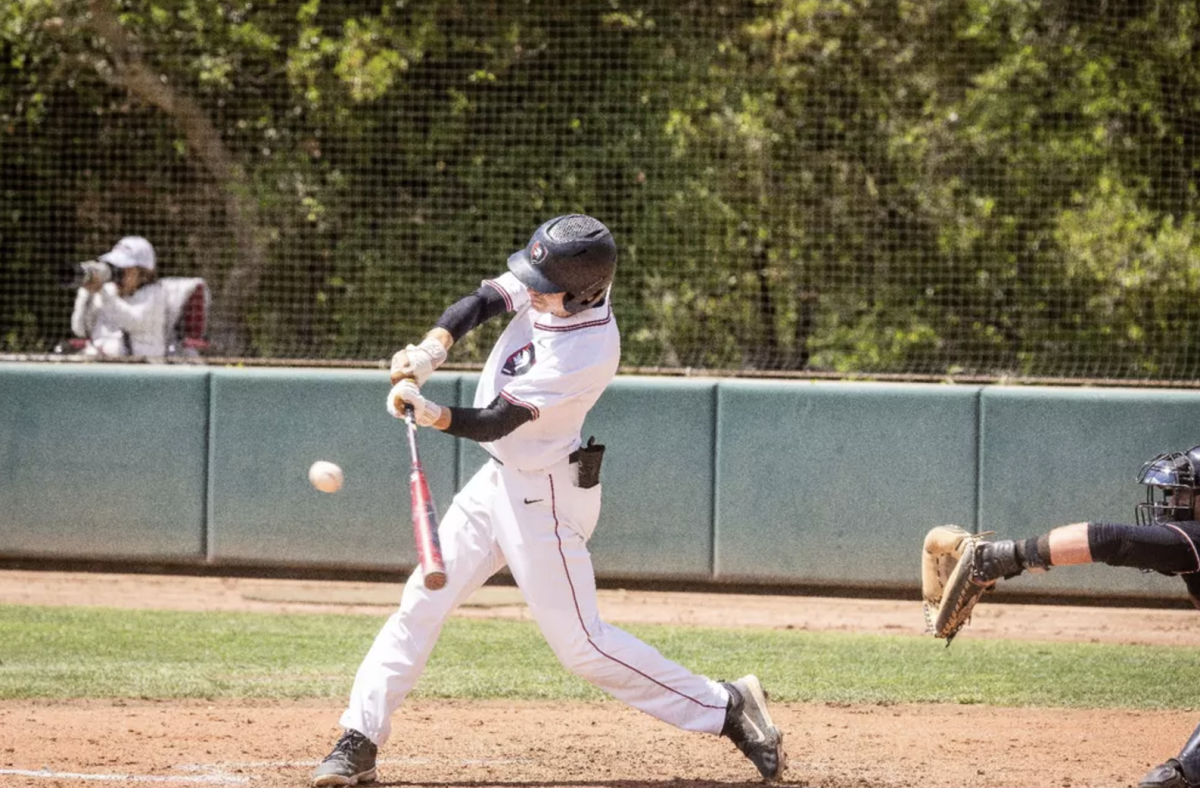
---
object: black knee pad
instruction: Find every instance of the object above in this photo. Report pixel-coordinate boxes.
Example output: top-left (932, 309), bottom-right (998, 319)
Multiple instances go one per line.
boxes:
top-left (1088, 522), bottom-right (1200, 575)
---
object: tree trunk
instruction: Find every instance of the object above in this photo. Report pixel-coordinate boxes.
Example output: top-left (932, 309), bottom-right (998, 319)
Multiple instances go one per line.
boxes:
top-left (84, 0), bottom-right (266, 354)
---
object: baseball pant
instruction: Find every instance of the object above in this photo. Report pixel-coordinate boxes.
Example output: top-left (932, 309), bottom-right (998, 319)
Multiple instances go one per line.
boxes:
top-left (341, 457), bottom-right (730, 745)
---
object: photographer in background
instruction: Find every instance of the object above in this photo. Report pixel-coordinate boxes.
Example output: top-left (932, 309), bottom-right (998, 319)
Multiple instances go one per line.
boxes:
top-left (70, 236), bottom-right (169, 358)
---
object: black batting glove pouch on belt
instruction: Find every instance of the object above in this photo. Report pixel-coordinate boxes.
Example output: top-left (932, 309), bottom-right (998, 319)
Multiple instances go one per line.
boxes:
top-left (574, 436), bottom-right (605, 489)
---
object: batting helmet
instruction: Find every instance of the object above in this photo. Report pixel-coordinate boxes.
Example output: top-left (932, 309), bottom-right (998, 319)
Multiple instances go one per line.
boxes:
top-left (507, 214), bottom-right (617, 314)
top-left (1135, 445), bottom-right (1200, 525)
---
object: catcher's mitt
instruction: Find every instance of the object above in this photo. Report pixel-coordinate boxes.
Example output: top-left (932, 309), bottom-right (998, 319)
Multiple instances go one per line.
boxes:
top-left (921, 525), bottom-right (994, 644)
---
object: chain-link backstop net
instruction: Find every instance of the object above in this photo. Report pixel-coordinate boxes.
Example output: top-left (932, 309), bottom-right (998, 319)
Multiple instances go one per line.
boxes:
top-left (3, 0), bottom-right (1200, 382)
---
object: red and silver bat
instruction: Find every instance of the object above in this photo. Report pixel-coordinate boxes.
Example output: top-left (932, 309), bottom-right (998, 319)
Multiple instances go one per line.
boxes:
top-left (403, 404), bottom-right (447, 590)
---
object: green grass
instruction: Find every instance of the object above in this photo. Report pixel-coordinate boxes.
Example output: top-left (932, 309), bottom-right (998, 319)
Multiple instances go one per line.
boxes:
top-left (1, 604), bottom-right (1197, 709)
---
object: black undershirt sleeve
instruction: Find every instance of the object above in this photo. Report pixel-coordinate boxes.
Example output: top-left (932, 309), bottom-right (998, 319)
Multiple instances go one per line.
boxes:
top-left (434, 285), bottom-right (510, 342)
top-left (1087, 521), bottom-right (1200, 575)
top-left (443, 395), bottom-right (535, 443)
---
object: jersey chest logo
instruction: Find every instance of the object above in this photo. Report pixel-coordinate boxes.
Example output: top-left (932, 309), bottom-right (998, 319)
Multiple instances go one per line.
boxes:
top-left (501, 341), bottom-right (536, 376)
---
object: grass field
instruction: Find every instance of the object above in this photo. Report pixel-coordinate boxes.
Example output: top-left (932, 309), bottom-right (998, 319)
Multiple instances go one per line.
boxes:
top-left (3, 604), bottom-right (1197, 709)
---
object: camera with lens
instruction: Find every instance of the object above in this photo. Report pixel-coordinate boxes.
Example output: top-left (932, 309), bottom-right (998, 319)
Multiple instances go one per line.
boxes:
top-left (71, 259), bottom-right (115, 288)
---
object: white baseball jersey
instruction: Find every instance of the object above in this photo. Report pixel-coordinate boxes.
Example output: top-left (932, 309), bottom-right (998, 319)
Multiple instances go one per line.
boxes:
top-left (340, 271), bottom-right (731, 751)
top-left (475, 272), bottom-right (620, 470)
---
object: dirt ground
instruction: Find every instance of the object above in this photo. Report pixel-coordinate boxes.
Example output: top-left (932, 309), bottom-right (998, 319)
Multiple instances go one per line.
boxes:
top-left (1, 569), bottom-right (1197, 788)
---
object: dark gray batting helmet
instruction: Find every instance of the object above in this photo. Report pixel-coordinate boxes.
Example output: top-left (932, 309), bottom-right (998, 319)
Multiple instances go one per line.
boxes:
top-left (507, 214), bottom-right (617, 314)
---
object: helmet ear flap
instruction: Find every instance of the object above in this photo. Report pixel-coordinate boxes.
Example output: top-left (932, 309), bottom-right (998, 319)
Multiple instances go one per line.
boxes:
top-left (562, 280), bottom-right (611, 314)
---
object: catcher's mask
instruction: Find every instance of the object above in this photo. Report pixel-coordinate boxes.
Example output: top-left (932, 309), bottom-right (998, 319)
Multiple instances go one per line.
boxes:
top-left (507, 214), bottom-right (617, 315)
top-left (1135, 445), bottom-right (1200, 525)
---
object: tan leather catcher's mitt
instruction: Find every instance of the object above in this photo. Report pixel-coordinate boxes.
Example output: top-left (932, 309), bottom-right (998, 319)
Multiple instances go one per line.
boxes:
top-left (921, 525), bottom-right (992, 644)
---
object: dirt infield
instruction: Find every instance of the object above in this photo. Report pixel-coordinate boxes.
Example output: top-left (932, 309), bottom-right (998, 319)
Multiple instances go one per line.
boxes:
top-left (1, 570), bottom-right (1197, 788)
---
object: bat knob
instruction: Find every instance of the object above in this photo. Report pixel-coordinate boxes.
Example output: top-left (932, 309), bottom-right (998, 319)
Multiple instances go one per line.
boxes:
top-left (424, 571), bottom-right (447, 591)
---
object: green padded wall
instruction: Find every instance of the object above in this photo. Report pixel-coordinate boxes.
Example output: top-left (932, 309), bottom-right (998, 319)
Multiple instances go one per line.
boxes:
top-left (569, 378), bottom-right (716, 579)
top-left (457, 375), bottom-right (716, 580)
top-left (5, 362), bottom-right (1200, 601)
top-left (206, 369), bottom-right (461, 570)
top-left (979, 386), bottom-right (1200, 598)
top-left (0, 363), bottom-right (209, 560)
top-left (715, 380), bottom-right (981, 586)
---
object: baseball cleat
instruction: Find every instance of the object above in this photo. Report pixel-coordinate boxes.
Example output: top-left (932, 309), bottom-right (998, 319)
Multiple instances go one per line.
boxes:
top-left (1139, 759), bottom-right (1194, 788)
top-left (312, 729), bottom-right (378, 786)
top-left (721, 675), bottom-right (787, 781)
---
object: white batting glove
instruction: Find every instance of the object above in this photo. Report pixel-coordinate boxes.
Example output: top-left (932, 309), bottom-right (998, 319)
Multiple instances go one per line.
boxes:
top-left (386, 379), bottom-right (443, 427)
top-left (389, 337), bottom-right (448, 385)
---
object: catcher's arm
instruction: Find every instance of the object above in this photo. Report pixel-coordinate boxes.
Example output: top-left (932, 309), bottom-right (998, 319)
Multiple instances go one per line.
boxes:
top-left (922, 525), bottom-right (994, 645)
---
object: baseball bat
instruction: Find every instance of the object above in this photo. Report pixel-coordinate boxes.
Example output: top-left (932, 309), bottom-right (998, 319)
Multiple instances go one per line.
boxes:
top-left (403, 403), bottom-right (447, 590)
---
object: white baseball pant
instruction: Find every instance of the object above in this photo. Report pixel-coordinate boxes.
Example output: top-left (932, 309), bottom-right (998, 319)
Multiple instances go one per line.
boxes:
top-left (341, 457), bottom-right (730, 745)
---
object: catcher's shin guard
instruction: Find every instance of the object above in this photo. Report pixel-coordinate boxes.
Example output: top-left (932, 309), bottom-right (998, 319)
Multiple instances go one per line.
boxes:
top-left (1140, 760), bottom-right (1193, 788)
top-left (1140, 721), bottom-right (1200, 788)
top-left (1178, 721), bottom-right (1200, 785)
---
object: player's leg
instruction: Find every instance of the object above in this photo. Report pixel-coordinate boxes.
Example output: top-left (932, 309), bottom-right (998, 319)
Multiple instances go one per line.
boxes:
top-left (1141, 719), bottom-right (1200, 788)
top-left (314, 462), bottom-right (507, 786)
top-left (492, 462), bottom-right (785, 780)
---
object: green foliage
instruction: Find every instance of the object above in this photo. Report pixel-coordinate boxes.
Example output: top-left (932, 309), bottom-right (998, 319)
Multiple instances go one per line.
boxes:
top-left (2, 0), bottom-right (1199, 377)
top-left (2, 605), bottom-right (1199, 709)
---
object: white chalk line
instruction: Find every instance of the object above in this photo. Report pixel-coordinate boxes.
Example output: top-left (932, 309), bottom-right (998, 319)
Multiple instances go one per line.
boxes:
top-left (178, 757), bottom-right (529, 768)
top-left (1, 757), bottom-right (528, 784)
top-left (0, 769), bottom-right (249, 785)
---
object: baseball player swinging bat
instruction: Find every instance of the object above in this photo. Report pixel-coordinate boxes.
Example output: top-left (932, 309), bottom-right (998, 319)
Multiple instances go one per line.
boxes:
top-left (403, 403), bottom-right (447, 590)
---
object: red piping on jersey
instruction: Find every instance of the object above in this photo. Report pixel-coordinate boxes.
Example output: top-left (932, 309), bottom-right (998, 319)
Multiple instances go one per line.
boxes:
top-left (534, 303), bottom-right (613, 332)
top-left (548, 474), bottom-right (723, 711)
top-left (500, 390), bottom-right (540, 420)
top-left (1163, 523), bottom-right (1200, 573)
top-left (483, 279), bottom-right (514, 312)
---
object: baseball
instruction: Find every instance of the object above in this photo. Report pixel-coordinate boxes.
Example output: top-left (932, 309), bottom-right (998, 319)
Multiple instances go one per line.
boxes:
top-left (308, 460), bottom-right (344, 494)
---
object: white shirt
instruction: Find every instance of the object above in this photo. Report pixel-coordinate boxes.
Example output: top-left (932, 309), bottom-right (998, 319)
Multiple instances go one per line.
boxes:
top-left (475, 272), bottom-right (620, 471)
top-left (71, 288), bottom-right (127, 356)
top-left (71, 281), bottom-right (170, 357)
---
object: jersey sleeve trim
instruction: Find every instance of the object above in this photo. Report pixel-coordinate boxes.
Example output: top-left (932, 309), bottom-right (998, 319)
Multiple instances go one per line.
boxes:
top-left (482, 279), bottom-right (514, 312)
top-left (499, 390), bottom-right (540, 420)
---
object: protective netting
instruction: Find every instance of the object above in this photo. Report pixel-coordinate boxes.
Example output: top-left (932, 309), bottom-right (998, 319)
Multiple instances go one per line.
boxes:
top-left (3, 0), bottom-right (1200, 382)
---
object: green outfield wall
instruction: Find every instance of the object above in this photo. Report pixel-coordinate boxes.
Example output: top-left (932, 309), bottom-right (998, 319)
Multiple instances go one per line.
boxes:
top-left (0, 363), bottom-right (1191, 600)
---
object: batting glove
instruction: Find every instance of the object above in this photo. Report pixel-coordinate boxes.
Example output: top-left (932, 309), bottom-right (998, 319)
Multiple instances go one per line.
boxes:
top-left (390, 337), bottom-right (448, 385)
top-left (387, 379), bottom-right (443, 427)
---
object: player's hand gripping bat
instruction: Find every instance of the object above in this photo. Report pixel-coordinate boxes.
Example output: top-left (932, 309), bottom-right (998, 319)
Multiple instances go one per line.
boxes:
top-left (403, 403), bottom-right (447, 590)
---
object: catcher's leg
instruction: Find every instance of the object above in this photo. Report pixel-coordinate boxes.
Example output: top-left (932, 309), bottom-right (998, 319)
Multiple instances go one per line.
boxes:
top-left (1141, 760), bottom-right (1193, 788)
top-left (1140, 720), bottom-right (1200, 788)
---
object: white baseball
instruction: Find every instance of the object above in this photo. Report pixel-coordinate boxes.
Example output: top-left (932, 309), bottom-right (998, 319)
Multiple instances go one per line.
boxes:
top-left (308, 460), bottom-right (344, 494)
